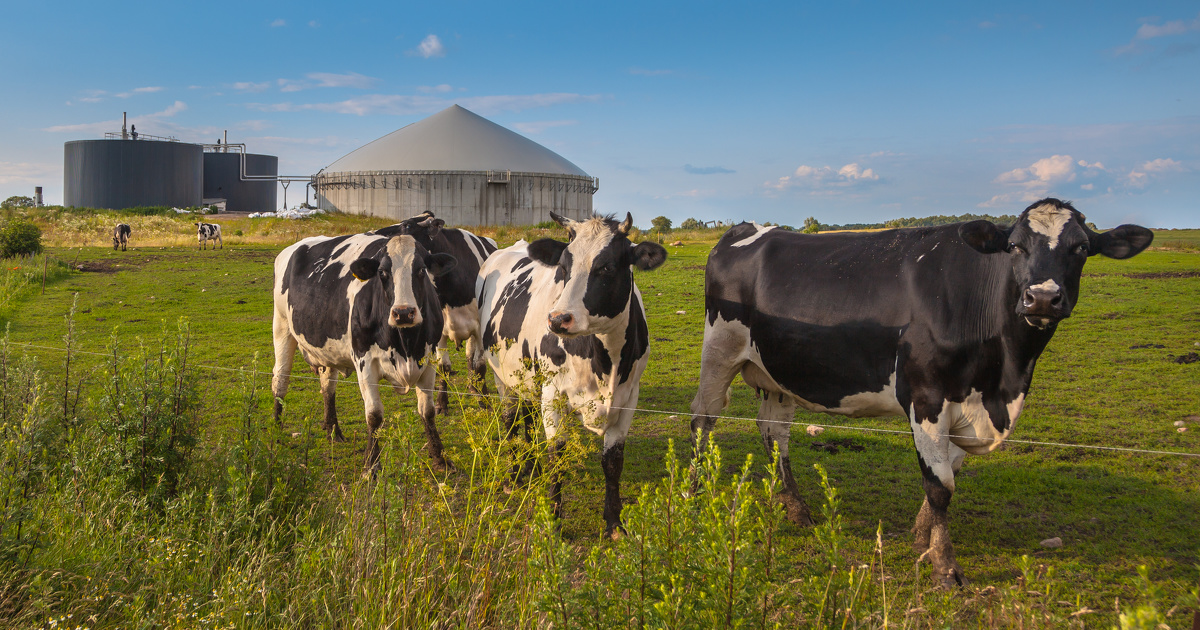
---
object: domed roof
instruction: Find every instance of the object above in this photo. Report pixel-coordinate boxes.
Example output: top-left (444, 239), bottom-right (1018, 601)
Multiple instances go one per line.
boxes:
top-left (324, 105), bottom-right (589, 177)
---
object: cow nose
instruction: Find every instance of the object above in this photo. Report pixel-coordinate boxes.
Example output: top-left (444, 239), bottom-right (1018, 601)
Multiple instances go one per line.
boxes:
top-left (391, 306), bottom-right (417, 325)
top-left (549, 311), bottom-right (574, 333)
top-left (1022, 287), bottom-right (1063, 313)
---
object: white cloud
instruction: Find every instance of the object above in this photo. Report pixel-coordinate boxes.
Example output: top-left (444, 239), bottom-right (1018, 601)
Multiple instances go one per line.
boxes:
top-left (978, 191), bottom-right (1045, 208)
top-left (1081, 183), bottom-right (1094, 190)
top-left (1127, 157), bottom-right (1186, 188)
top-left (115, 86), bottom-right (165, 98)
top-left (417, 84), bottom-right (455, 94)
top-left (765, 162), bottom-right (880, 192)
top-left (254, 92), bottom-right (602, 116)
top-left (309, 72), bottom-right (376, 89)
top-left (1115, 12), bottom-right (1200, 54)
top-left (415, 34), bottom-right (445, 58)
top-left (308, 20), bottom-right (319, 28)
top-left (44, 101), bottom-right (187, 134)
top-left (653, 189), bottom-right (715, 200)
top-left (1140, 157), bottom-right (1184, 173)
top-left (512, 120), bottom-right (577, 134)
top-left (0, 161), bottom-right (58, 186)
top-left (233, 81), bottom-right (272, 92)
top-left (994, 154), bottom-right (1077, 187)
top-left (270, 18), bottom-right (286, 27)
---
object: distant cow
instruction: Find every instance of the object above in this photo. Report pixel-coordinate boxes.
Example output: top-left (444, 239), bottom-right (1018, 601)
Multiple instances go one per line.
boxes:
top-left (372, 211), bottom-right (498, 412)
top-left (196, 222), bottom-right (222, 250)
top-left (112, 224), bottom-right (131, 251)
top-left (689, 198), bottom-right (1153, 587)
top-left (478, 212), bottom-right (667, 537)
top-left (271, 233), bottom-right (457, 469)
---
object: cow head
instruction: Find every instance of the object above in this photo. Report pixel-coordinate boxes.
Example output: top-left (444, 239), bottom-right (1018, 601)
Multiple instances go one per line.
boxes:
top-left (348, 235), bottom-right (457, 328)
top-left (959, 198), bottom-right (1153, 327)
top-left (375, 211), bottom-right (445, 249)
top-left (527, 212), bottom-right (667, 337)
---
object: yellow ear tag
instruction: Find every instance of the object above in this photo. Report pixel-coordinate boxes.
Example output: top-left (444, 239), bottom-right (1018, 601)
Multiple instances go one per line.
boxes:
top-left (352, 271), bottom-right (368, 281)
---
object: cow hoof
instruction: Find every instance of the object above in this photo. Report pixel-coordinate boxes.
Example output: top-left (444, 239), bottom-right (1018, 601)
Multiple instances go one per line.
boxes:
top-left (434, 403), bottom-right (448, 416)
top-left (936, 564), bottom-right (969, 589)
top-left (328, 430), bottom-right (347, 443)
top-left (777, 492), bottom-right (815, 527)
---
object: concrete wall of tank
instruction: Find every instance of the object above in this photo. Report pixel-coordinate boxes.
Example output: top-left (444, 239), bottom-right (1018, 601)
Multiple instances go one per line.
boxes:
top-left (64, 140), bottom-right (202, 209)
top-left (203, 153), bottom-right (279, 212)
top-left (314, 171), bottom-right (594, 225)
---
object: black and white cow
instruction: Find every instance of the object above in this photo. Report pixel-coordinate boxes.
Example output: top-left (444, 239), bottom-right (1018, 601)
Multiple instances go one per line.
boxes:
top-left (478, 212), bottom-right (667, 537)
top-left (196, 222), bottom-right (222, 250)
top-left (112, 223), bottom-right (131, 251)
top-left (271, 233), bottom-right (457, 469)
top-left (689, 198), bottom-right (1152, 587)
top-left (372, 211), bottom-right (499, 412)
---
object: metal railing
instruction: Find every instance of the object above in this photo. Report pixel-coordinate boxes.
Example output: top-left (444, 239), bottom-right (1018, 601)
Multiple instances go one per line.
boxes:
top-left (103, 131), bottom-right (179, 142)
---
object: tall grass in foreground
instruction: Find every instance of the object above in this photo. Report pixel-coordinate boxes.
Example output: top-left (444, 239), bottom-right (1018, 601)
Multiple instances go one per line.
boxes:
top-left (0, 317), bottom-right (1197, 628)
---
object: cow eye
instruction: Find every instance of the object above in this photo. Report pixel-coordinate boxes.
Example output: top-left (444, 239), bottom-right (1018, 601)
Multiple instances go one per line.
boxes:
top-left (1007, 242), bottom-right (1025, 254)
top-left (1073, 243), bottom-right (1089, 255)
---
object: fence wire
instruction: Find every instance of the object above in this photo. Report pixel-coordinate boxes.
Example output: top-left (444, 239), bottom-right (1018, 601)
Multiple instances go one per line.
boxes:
top-left (5, 340), bottom-right (1198, 459)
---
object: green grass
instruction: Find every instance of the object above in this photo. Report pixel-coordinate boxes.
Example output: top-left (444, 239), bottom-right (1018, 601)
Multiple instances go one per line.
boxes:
top-left (1, 225), bottom-right (1198, 627)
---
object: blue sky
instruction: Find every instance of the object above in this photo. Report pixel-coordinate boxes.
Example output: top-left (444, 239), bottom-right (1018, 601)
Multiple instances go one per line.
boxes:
top-left (2, 1), bottom-right (1198, 228)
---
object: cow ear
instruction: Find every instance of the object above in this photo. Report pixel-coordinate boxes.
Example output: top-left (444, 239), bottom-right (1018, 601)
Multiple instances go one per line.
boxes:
top-left (959, 220), bottom-right (1009, 254)
top-left (630, 240), bottom-right (668, 271)
top-left (549, 211), bottom-right (572, 228)
top-left (350, 258), bottom-right (380, 281)
top-left (528, 238), bottom-right (568, 266)
top-left (425, 253), bottom-right (457, 277)
top-left (418, 217), bottom-right (444, 238)
top-left (1092, 224), bottom-right (1153, 259)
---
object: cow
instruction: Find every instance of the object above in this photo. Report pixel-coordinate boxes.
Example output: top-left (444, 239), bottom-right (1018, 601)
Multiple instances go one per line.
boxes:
top-left (688, 198), bottom-right (1153, 587)
top-left (196, 222), bottom-right (223, 250)
top-left (478, 212), bottom-right (667, 538)
top-left (371, 211), bottom-right (499, 413)
top-left (271, 233), bottom-right (458, 470)
top-left (112, 223), bottom-right (131, 251)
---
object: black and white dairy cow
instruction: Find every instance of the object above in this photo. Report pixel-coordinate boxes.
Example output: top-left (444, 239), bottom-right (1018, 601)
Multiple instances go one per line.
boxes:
top-left (271, 233), bottom-right (457, 469)
top-left (372, 211), bottom-right (499, 412)
top-left (112, 223), bottom-right (131, 251)
top-left (689, 198), bottom-right (1152, 587)
top-left (478, 213), bottom-right (667, 537)
top-left (196, 222), bottom-right (223, 250)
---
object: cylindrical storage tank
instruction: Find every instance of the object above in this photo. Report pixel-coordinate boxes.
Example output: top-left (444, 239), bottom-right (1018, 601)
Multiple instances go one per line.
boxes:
top-left (64, 140), bottom-right (203, 209)
top-left (315, 105), bottom-right (596, 225)
top-left (203, 152), bottom-right (279, 212)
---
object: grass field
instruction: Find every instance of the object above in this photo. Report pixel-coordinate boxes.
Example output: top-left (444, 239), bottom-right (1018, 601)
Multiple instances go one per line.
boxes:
top-left (1, 210), bottom-right (1198, 627)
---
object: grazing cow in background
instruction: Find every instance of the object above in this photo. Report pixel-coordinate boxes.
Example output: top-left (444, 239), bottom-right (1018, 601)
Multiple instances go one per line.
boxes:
top-left (271, 233), bottom-right (457, 469)
top-left (112, 224), bottom-right (131, 251)
top-left (372, 211), bottom-right (499, 413)
top-left (196, 222), bottom-right (223, 250)
top-left (689, 198), bottom-right (1152, 587)
top-left (478, 212), bottom-right (667, 537)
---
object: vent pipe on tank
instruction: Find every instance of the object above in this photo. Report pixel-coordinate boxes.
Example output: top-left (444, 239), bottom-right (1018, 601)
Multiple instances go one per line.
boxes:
top-left (34, 187), bottom-right (43, 207)
top-left (121, 112), bottom-right (128, 140)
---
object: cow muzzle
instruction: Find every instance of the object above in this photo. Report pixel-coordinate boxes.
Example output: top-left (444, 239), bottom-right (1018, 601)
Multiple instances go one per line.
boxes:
top-left (548, 310), bottom-right (581, 336)
top-left (1017, 285), bottom-right (1069, 327)
top-left (390, 306), bottom-right (421, 328)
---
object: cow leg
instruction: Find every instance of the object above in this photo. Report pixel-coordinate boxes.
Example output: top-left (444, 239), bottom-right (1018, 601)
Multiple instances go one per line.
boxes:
top-left (465, 335), bottom-right (490, 406)
top-left (434, 335), bottom-right (451, 416)
top-left (756, 392), bottom-right (813, 526)
top-left (688, 322), bottom-right (748, 455)
top-left (601, 402), bottom-right (635, 540)
top-left (540, 389), bottom-right (567, 521)
top-left (909, 400), bottom-right (968, 588)
top-left (415, 366), bottom-right (452, 472)
top-left (318, 366), bottom-right (345, 442)
top-left (270, 313), bottom-right (298, 426)
top-left (357, 364), bottom-right (386, 472)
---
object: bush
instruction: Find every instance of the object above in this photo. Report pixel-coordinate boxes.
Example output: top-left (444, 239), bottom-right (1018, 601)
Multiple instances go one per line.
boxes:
top-left (651, 216), bottom-right (672, 233)
top-left (679, 217), bottom-right (703, 230)
top-left (0, 219), bottom-right (44, 258)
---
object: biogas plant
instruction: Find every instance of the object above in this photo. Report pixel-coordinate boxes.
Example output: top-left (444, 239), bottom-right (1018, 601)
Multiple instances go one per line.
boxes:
top-left (62, 105), bottom-right (598, 225)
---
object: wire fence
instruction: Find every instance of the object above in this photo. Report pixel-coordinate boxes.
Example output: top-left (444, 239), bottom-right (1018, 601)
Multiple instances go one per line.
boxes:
top-left (6, 339), bottom-right (1198, 460)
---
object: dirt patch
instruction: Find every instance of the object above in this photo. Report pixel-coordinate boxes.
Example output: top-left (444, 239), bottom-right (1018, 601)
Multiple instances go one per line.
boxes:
top-left (75, 260), bottom-right (120, 273)
top-left (1125, 271), bottom-right (1200, 280)
top-left (1130, 343), bottom-right (1166, 349)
